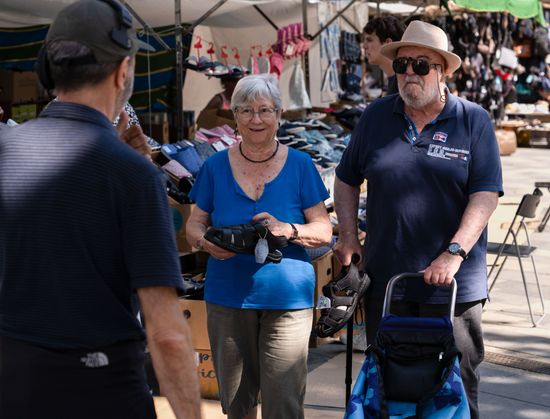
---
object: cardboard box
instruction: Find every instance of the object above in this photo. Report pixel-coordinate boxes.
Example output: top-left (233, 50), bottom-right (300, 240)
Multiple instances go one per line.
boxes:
top-left (179, 298), bottom-right (210, 350)
top-left (313, 250), bottom-right (334, 301)
top-left (178, 298), bottom-right (219, 399)
top-left (196, 349), bottom-right (219, 400)
top-left (149, 122), bottom-right (169, 144)
top-left (151, 348), bottom-right (219, 400)
top-left (0, 69), bottom-right (39, 103)
top-left (168, 197), bottom-right (195, 253)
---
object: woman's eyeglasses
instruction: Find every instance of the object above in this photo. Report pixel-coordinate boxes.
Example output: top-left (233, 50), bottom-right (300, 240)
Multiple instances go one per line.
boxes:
top-left (235, 107), bottom-right (278, 121)
top-left (392, 57), bottom-right (442, 76)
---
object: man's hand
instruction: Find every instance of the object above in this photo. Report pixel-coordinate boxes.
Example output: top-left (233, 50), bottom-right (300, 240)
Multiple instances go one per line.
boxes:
top-left (116, 110), bottom-right (152, 160)
top-left (423, 252), bottom-right (462, 286)
top-left (121, 125), bottom-right (152, 159)
top-left (333, 234), bottom-right (363, 268)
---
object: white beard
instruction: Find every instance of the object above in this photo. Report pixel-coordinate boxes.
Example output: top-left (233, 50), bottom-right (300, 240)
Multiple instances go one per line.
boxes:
top-left (399, 75), bottom-right (441, 109)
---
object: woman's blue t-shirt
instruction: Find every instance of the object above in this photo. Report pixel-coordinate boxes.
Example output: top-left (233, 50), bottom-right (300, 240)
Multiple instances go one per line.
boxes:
top-left (189, 147), bottom-right (329, 309)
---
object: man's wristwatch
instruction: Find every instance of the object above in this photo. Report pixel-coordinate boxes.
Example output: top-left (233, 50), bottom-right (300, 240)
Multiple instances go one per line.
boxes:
top-left (447, 242), bottom-right (468, 260)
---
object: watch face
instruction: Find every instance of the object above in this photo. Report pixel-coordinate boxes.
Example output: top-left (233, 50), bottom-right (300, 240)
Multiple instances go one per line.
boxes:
top-left (448, 243), bottom-right (461, 253)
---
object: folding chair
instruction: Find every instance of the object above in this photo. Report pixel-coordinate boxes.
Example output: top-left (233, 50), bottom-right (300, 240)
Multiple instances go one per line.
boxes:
top-left (535, 182), bottom-right (550, 232)
top-left (487, 190), bottom-right (546, 326)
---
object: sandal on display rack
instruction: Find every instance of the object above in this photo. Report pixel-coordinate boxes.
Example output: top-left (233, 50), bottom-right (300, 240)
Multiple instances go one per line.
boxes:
top-left (204, 221), bottom-right (288, 263)
top-left (315, 254), bottom-right (371, 338)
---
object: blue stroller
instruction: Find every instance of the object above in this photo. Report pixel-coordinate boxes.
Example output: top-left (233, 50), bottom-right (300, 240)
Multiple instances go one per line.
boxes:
top-left (345, 273), bottom-right (470, 419)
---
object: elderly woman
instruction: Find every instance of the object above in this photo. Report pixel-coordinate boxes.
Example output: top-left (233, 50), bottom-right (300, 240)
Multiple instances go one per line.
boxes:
top-left (186, 74), bottom-right (332, 419)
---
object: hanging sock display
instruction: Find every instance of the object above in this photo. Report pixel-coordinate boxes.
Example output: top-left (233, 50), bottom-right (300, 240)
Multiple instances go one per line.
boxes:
top-left (247, 46), bottom-right (260, 75)
top-left (269, 52), bottom-right (283, 79)
top-left (258, 55), bottom-right (270, 74)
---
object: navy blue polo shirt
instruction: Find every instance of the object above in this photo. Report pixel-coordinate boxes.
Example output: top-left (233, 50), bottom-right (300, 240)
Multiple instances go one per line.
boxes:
top-left (336, 93), bottom-right (503, 304)
top-left (0, 102), bottom-right (183, 349)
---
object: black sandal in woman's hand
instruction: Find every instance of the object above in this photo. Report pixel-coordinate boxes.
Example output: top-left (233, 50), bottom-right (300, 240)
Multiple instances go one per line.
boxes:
top-left (204, 221), bottom-right (288, 263)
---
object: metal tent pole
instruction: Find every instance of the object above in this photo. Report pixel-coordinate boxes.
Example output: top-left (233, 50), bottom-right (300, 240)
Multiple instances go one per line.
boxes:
top-left (175, 0), bottom-right (183, 140)
top-left (123, 2), bottom-right (172, 51)
top-left (253, 5), bottom-right (279, 31)
top-left (183, 0), bottom-right (229, 36)
top-left (341, 14), bottom-right (360, 34)
top-left (302, 0), bottom-right (310, 98)
top-left (309, 0), bottom-right (359, 41)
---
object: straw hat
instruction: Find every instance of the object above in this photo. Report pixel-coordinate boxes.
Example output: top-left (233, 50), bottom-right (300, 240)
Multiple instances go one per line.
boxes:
top-left (380, 20), bottom-right (461, 75)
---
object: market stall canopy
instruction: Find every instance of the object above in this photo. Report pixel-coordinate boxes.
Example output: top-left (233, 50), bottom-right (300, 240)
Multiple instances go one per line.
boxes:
top-left (367, 1), bottom-right (424, 14)
top-left (0, 0), bottom-right (306, 28)
top-left (452, 0), bottom-right (546, 26)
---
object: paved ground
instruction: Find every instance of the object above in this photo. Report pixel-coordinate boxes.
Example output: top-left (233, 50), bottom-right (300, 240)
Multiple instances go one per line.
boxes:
top-left (157, 147), bottom-right (550, 418)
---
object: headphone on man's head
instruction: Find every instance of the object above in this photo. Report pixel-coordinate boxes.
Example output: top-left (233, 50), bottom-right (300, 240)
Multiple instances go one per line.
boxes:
top-left (99, 0), bottom-right (134, 50)
top-left (35, 0), bottom-right (134, 90)
top-left (36, 44), bottom-right (55, 90)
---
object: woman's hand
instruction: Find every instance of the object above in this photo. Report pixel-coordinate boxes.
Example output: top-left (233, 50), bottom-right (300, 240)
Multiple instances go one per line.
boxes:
top-left (199, 236), bottom-right (236, 261)
top-left (186, 206), bottom-right (236, 261)
top-left (252, 212), bottom-right (292, 239)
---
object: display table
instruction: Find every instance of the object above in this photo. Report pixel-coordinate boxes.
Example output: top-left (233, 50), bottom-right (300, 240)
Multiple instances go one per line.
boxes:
top-left (505, 112), bottom-right (550, 123)
top-left (516, 126), bottom-right (550, 147)
top-left (502, 115), bottom-right (550, 147)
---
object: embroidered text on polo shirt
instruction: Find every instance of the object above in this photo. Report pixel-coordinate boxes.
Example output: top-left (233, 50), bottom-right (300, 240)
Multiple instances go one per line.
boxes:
top-left (427, 144), bottom-right (470, 161)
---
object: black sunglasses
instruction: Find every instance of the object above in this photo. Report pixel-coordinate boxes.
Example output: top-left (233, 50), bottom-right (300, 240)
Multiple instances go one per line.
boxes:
top-left (392, 57), bottom-right (442, 76)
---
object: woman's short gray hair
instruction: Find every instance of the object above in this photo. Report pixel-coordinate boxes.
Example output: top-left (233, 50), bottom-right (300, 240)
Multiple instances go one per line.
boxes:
top-left (231, 74), bottom-right (282, 111)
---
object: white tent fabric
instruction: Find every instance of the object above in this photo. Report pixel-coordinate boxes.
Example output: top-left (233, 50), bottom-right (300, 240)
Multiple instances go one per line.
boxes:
top-left (0, 0), bottom-right (369, 113)
top-left (183, 1), bottom-right (366, 114)
top-left (0, 0), bottom-right (299, 28)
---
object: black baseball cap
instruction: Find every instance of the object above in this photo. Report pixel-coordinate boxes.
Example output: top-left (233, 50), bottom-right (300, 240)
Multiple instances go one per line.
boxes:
top-left (46, 0), bottom-right (154, 63)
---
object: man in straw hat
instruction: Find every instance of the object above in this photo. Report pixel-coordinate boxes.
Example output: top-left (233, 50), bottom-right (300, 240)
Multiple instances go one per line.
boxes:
top-left (334, 20), bottom-right (503, 418)
top-left (0, 1), bottom-right (200, 418)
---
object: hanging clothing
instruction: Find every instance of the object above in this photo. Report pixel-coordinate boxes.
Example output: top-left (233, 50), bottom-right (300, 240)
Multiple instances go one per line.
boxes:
top-left (258, 56), bottom-right (270, 74)
top-left (247, 55), bottom-right (260, 75)
top-left (269, 52), bottom-right (283, 79)
top-left (216, 92), bottom-right (231, 110)
top-left (288, 59), bottom-right (312, 110)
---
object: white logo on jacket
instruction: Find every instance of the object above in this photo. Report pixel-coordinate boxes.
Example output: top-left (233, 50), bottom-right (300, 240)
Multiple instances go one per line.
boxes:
top-left (80, 352), bottom-right (109, 368)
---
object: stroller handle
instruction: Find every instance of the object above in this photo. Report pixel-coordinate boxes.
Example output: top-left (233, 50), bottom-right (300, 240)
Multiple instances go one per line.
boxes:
top-left (382, 273), bottom-right (457, 323)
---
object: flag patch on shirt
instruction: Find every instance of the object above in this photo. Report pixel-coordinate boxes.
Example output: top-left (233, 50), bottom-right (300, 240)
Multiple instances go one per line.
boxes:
top-left (432, 131), bottom-right (448, 142)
